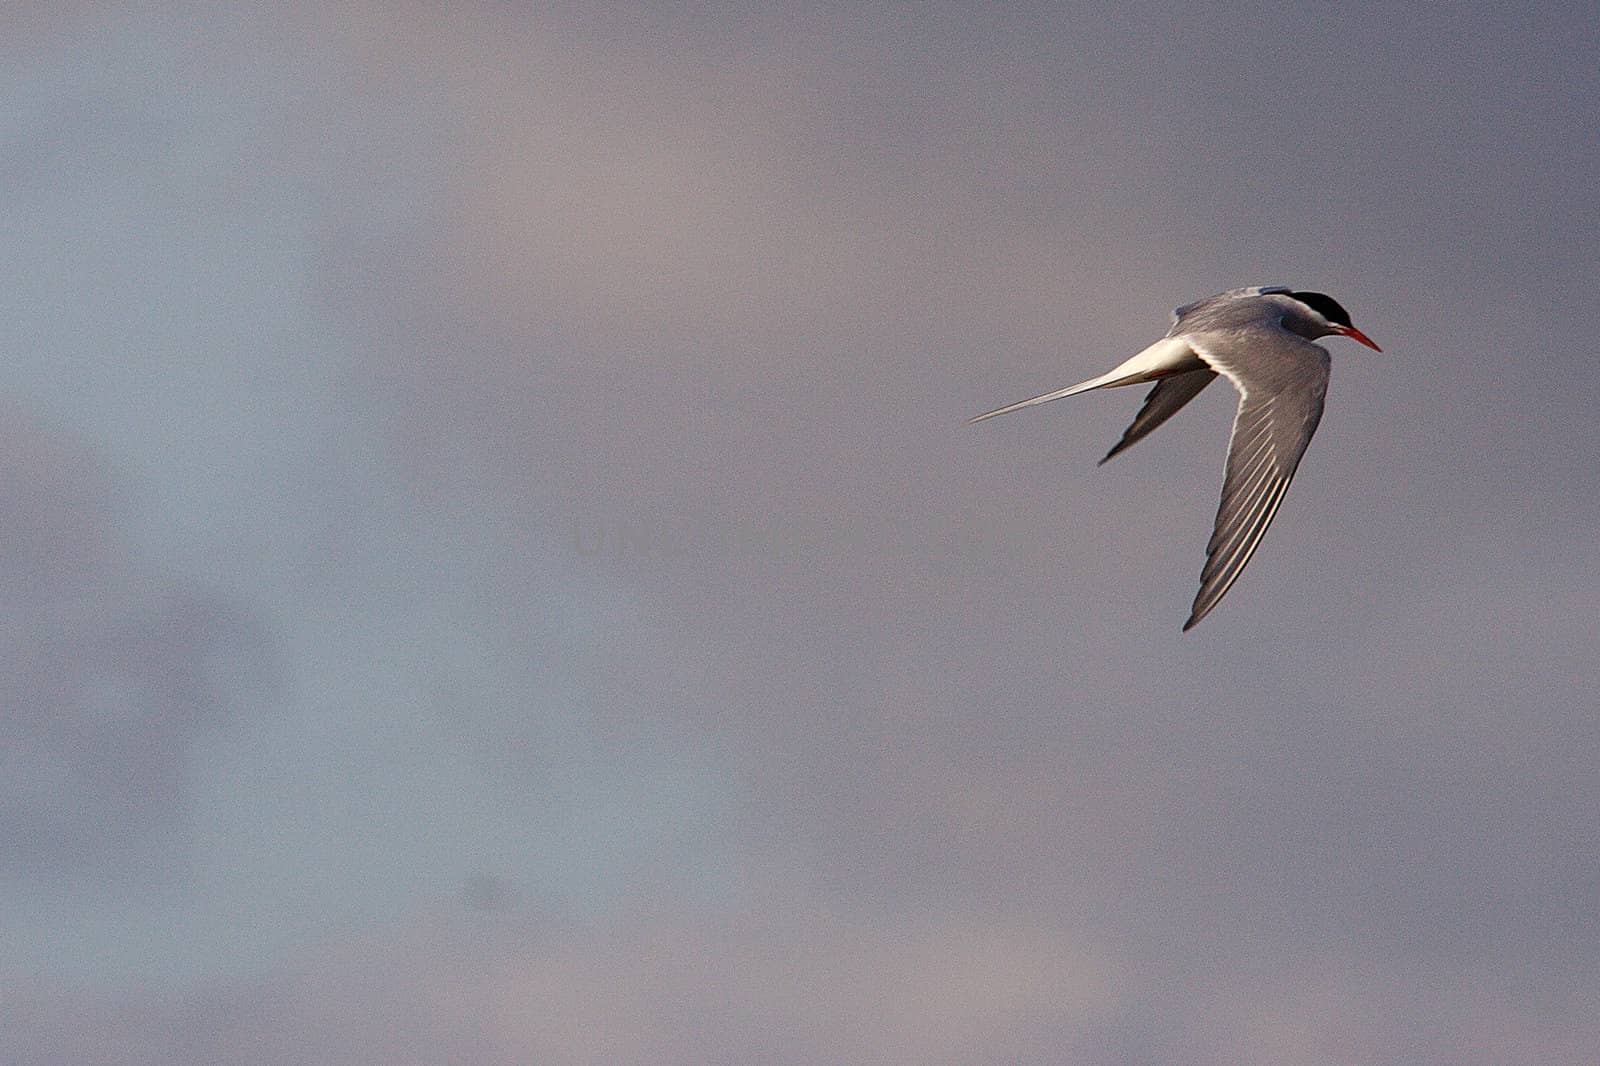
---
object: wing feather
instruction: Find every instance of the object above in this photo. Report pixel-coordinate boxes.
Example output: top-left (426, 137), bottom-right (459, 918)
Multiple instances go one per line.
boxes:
top-left (1100, 369), bottom-right (1219, 464)
top-left (1182, 330), bottom-right (1330, 630)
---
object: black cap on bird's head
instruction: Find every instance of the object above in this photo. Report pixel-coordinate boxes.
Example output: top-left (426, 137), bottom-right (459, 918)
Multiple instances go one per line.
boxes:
top-left (1288, 291), bottom-right (1352, 329)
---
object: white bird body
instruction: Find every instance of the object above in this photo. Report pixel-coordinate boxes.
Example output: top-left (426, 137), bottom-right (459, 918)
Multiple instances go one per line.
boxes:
top-left (970, 286), bottom-right (1381, 630)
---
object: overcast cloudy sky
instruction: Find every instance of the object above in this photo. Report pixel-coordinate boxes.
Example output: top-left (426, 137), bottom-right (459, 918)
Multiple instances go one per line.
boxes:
top-left (3, 3), bottom-right (1598, 1063)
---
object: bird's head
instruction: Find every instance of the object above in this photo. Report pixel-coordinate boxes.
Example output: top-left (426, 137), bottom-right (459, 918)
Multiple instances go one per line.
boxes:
top-left (1281, 290), bottom-right (1381, 351)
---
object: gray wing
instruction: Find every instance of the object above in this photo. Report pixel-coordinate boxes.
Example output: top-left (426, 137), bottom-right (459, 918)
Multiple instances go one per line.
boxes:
top-left (1172, 286), bottom-right (1291, 330)
top-left (1183, 329), bottom-right (1331, 631)
top-left (1099, 368), bottom-right (1219, 464)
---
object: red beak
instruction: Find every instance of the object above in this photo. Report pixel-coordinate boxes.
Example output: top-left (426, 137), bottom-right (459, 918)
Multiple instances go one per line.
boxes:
top-left (1336, 325), bottom-right (1382, 351)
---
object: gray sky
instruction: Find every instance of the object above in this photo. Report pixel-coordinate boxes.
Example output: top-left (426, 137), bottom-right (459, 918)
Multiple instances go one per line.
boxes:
top-left (4, 3), bottom-right (1598, 1063)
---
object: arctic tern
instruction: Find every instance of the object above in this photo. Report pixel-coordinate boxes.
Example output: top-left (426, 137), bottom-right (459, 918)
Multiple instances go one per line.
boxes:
top-left (969, 286), bottom-right (1380, 630)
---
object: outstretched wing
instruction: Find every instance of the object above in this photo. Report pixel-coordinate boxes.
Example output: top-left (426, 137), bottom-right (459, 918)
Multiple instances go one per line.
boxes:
top-left (1099, 368), bottom-right (1218, 464)
top-left (1183, 329), bottom-right (1331, 630)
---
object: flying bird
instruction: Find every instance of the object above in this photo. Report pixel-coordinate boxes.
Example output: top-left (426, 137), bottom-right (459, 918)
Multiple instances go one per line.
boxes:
top-left (969, 286), bottom-right (1381, 630)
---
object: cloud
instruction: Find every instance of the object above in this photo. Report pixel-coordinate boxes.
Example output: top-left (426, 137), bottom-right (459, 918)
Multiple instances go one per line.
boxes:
top-left (0, 902), bottom-right (1112, 1066)
top-left (0, 408), bottom-right (272, 877)
top-left (5, 902), bottom-right (1596, 1066)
